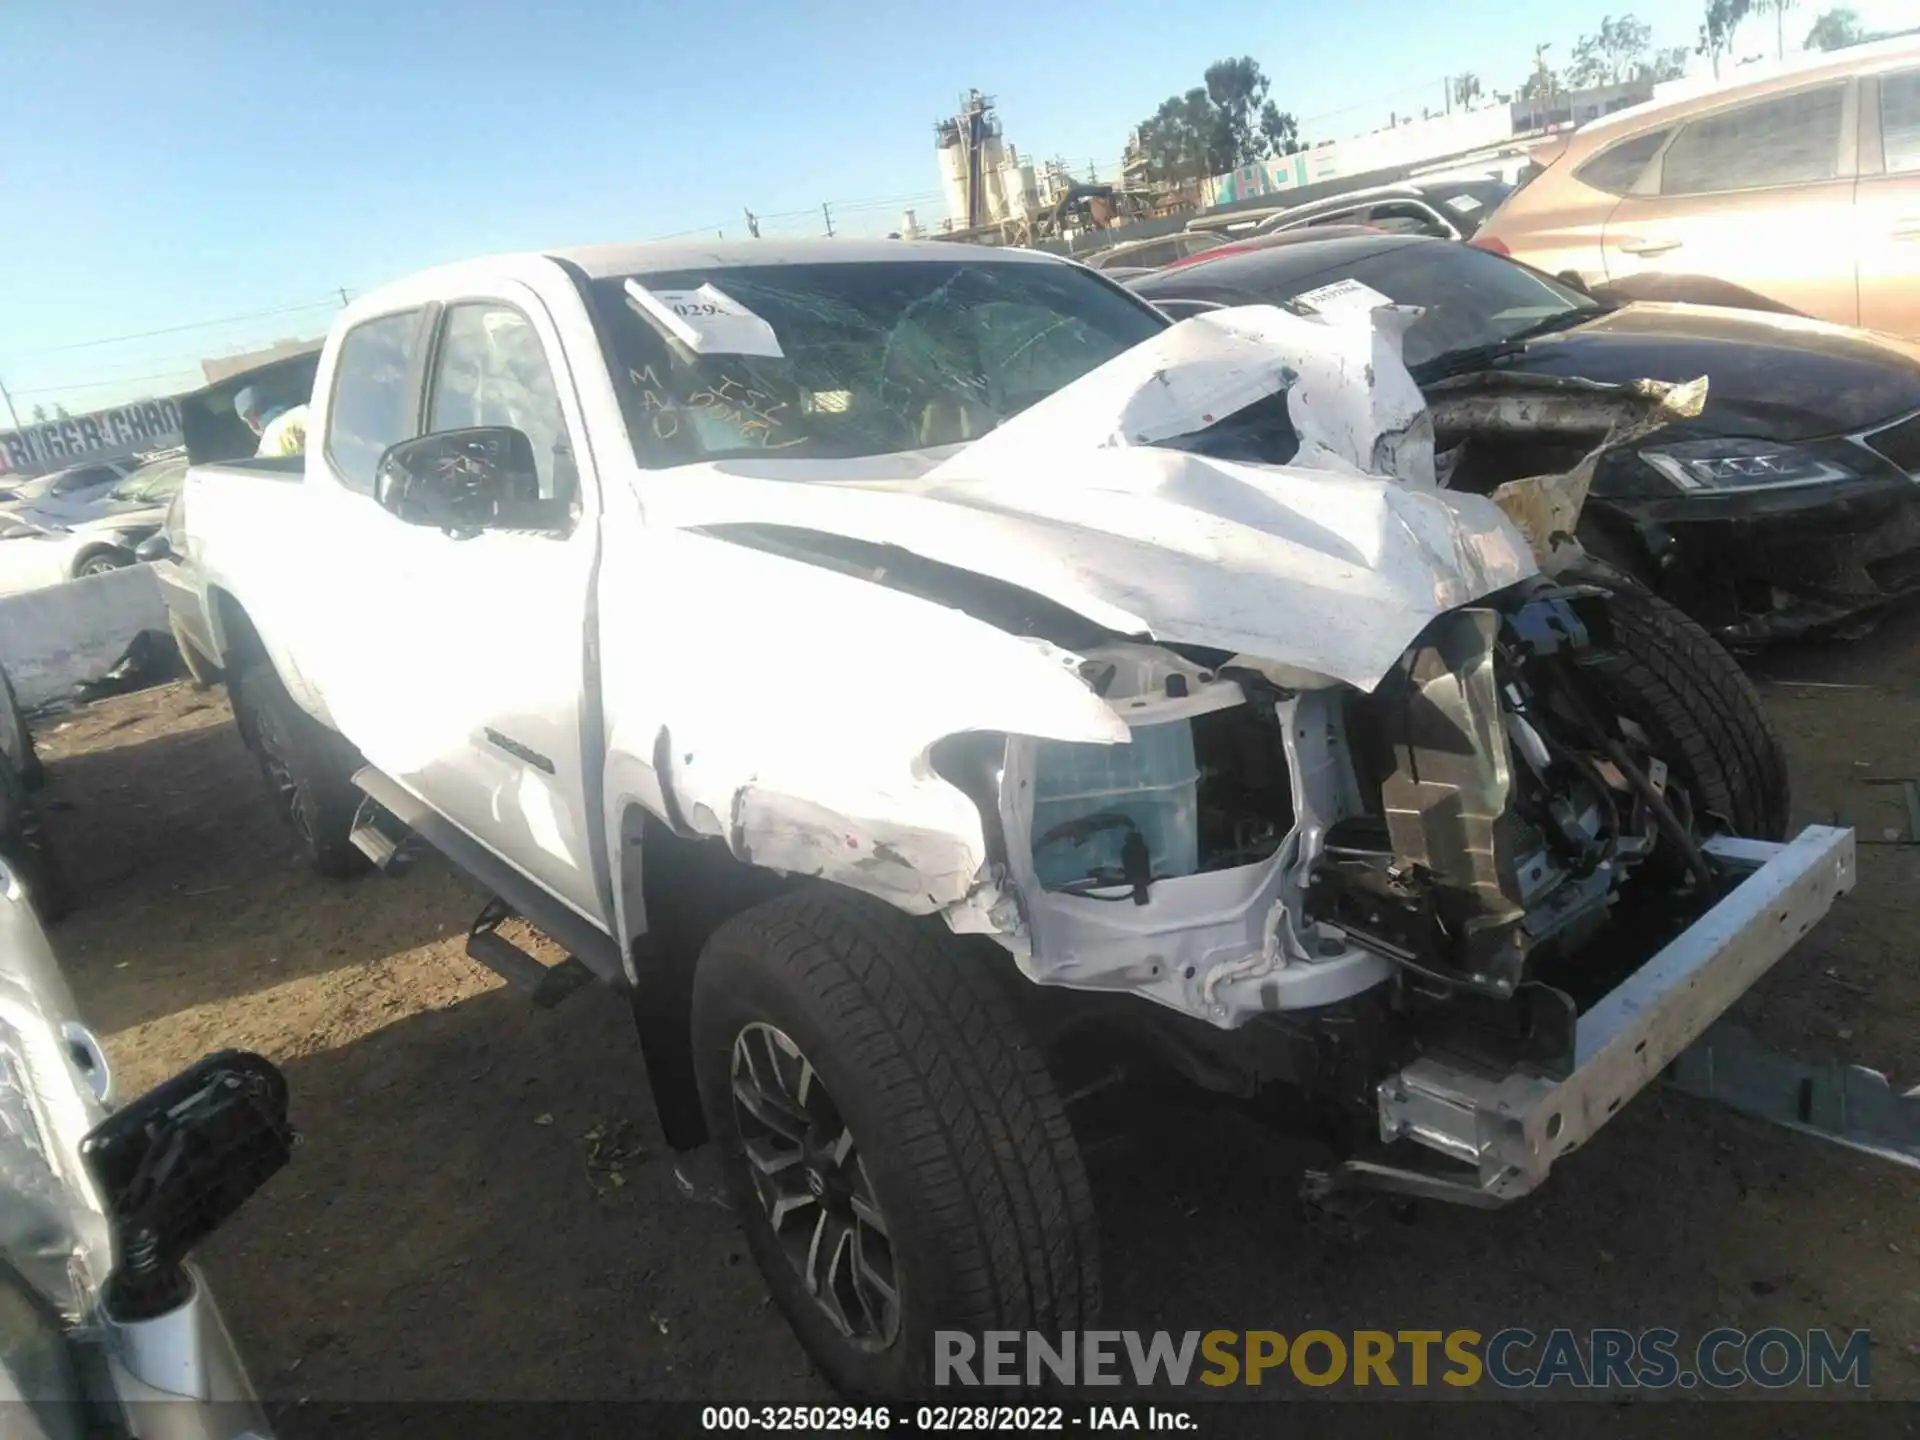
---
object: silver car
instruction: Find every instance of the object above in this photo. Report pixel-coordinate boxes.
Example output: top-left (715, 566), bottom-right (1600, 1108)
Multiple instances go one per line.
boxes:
top-left (0, 858), bottom-right (288, 1438)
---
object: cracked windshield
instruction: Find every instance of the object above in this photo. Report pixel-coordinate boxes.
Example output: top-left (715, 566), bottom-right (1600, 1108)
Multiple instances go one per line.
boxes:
top-left (591, 262), bottom-right (1162, 464)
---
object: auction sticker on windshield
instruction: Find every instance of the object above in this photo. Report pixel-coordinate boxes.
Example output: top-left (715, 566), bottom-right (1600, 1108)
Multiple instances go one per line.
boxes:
top-left (625, 279), bottom-right (785, 358)
top-left (1292, 277), bottom-right (1396, 321)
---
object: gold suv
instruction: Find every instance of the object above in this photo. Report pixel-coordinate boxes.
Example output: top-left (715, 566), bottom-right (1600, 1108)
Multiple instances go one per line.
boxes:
top-left (1473, 36), bottom-right (1920, 336)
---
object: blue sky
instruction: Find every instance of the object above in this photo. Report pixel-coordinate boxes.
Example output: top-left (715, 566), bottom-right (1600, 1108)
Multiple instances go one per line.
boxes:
top-left (0, 0), bottom-right (1901, 416)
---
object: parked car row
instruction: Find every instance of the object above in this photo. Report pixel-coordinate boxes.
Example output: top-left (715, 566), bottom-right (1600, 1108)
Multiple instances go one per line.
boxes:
top-left (1127, 228), bottom-right (1920, 643)
top-left (1473, 34), bottom-right (1920, 338)
top-left (0, 453), bottom-right (188, 598)
top-left (0, 458), bottom-right (142, 516)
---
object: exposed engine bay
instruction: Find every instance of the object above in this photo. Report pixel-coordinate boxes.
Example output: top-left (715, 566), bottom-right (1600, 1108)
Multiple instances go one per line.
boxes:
top-left (990, 575), bottom-right (1715, 1049)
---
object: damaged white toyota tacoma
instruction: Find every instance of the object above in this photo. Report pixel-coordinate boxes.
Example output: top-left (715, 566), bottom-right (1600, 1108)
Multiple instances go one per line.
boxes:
top-left (154, 239), bottom-right (1858, 1397)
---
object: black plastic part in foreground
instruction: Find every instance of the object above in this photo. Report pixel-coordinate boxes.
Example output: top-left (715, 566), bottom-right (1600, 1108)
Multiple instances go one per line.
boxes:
top-left (80, 1049), bottom-right (295, 1321)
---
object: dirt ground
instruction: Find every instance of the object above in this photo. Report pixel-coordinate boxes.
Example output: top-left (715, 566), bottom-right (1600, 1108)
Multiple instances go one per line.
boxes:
top-left (23, 611), bottom-right (1920, 1429)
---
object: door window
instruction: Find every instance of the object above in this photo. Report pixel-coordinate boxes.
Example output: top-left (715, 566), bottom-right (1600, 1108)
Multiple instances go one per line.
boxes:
top-left (1660, 85), bottom-right (1845, 196)
top-left (323, 310), bottom-right (424, 494)
top-left (47, 465), bottom-right (119, 494)
top-left (427, 304), bottom-right (576, 502)
top-left (1298, 207), bottom-right (1362, 229)
top-left (1883, 70), bottom-right (1920, 175)
top-left (1363, 201), bottom-right (1448, 235)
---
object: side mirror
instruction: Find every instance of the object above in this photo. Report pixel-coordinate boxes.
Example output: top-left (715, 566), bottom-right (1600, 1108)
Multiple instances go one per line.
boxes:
top-left (134, 533), bottom-right (173, 563)
top-left (79, 1050), bottom-right (295, 1321)
top-left (373, 427), bottom-right (562, 536)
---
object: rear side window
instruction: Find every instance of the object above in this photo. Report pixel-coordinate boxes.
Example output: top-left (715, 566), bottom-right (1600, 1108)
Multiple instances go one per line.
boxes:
top-left (324, 310), bottom-right (423, 494)
top-left (1884, 70), bottom-right (1920, 175)
top-left (1302, 207), bottom-right (1363, 229)
top-left (48, 465), bottom-right (117, 494)
top-left (1100, 240), bottom-right (1177, 269)
top-left (1660, 85), bottom-right (1845, 195)
top-left (1575, 130), bottom-right (1670, 195)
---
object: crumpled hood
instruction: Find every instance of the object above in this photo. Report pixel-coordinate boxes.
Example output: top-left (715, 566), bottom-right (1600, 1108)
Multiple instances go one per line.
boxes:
top-left (1517, 303), bottom-right (1920, 440)
top-left (639, 305), bottom-right (1539, 691)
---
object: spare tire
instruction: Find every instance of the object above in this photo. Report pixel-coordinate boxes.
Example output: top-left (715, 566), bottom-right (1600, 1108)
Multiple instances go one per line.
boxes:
top-left (1572, 570), bottom-right (1790, 841)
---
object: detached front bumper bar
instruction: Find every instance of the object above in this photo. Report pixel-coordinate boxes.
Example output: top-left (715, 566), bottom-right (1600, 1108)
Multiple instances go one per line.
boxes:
top-left (1353, 826), bottom-right (1857, 1207)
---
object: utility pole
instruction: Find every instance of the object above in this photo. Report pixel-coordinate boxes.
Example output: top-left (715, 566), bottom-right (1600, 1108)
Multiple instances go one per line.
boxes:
top-left (337, 287), bottom-right (349, 308)
top-left (822, 203), bottom-right (835, 237)
top-left (744, 208), bottom-right (761, 238)
top-left (0, 374), bottom-right (19, 432)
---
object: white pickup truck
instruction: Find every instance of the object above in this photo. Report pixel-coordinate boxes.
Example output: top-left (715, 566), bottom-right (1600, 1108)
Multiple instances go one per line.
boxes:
top-left (154, 238), bottom-right (1865, 1396)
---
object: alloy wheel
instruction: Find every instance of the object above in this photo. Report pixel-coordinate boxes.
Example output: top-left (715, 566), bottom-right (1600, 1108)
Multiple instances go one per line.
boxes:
top-left (730, 1021), bottom-right (900, 1348)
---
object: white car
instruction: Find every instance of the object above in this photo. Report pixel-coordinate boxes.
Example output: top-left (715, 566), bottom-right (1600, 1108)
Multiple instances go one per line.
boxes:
top-left (0, 459), bottom-right (140, 517)
top-left (160, 238), bottom-right (1857, 1396)
top-left (0, 456), bottom-right (186, 597)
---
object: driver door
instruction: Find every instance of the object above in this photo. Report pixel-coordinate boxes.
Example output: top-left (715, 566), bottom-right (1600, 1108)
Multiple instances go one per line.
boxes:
top-left (312, 289), bottom-right (609, 928)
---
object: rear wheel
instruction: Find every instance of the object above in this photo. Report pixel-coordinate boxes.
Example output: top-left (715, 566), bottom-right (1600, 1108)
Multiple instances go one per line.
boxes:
top-left (229, 662), bottom-right (368, 878)
top-left (1574, 571), bottom-right (1790, 840)
top-left (692, 889), bottom-right (1100, 1398)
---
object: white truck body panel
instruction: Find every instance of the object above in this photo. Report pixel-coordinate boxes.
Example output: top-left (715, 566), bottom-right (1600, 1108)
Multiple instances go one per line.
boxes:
top-left (176, 248), bottom-right (1537, 967)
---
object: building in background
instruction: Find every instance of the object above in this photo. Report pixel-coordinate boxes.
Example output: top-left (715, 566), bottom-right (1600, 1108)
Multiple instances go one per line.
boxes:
top-left (201, 337), bottom-right (323, 386)
top-left (932, 92), bottom-right (1045, 234)
top-left (0, 397), bottom-right (184, 479)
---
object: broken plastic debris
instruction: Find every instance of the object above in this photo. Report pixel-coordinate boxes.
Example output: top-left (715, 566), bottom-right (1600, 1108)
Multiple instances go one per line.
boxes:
top-left (673, 1148), bottom-right (733, 1211)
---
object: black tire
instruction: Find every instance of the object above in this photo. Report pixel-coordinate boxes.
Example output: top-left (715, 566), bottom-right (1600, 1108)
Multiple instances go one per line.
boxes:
top-left (229, 662), bottom-right (368, 878)
top-left (72, 549), bottom-right (130, 579)
top-left (0, 762), bottom-right (70, 922)
top-left (692, 889), bottom-right (1100, 1399)
top-left (1, 668), bottom-right (42, 792)
top-left (1575, 572), bottom-right (1791, 841)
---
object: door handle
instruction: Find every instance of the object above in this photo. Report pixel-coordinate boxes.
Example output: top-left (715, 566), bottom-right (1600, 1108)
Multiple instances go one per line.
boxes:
top-left (1620, 237), bottom-right (1683, 256)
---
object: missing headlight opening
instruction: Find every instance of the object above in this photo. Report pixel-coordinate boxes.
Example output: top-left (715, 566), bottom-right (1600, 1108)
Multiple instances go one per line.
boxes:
top-left (1000, 577), bottom-right (1737, 1039)
top-left (1027, 650), bottom-right (1293, 903)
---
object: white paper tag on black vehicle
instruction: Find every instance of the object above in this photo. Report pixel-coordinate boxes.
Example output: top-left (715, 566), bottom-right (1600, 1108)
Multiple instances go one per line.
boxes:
top-left (1293, 277), bottom-right (1397, 321)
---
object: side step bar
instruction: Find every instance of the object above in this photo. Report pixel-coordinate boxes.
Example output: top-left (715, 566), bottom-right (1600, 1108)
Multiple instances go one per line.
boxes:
top-left (467, 896), bottom-right (596, 1009)
top-left (348, 765), bottom-right (630, 997)
top-left (348, 796), bottom-right (425, 875)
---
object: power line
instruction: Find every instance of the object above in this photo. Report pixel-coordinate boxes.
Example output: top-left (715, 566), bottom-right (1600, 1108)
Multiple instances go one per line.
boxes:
top-left (10, 367), bottom-right (203, 400)
top-left (20, 297), bottom-right (345, 359)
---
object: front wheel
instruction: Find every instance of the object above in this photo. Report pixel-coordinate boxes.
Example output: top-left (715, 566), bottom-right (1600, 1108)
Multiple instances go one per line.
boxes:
top-left (692, 889), bottom-right (1100, 1398)
top-left (1574, 571), bottom-right (1790, 840)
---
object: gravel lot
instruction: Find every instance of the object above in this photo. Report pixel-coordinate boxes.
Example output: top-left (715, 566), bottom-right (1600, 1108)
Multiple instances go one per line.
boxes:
top-left (24, 614), bottom-right (1920, 1432)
